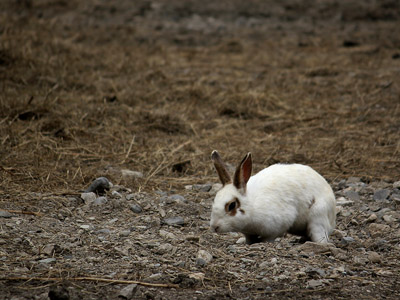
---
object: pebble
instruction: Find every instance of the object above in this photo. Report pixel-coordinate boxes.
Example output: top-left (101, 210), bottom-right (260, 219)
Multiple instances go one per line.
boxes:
top-left (197, 249), bottom-right (213, 265)
top-left (120, 230), bottom-right (131, 237)
top-left (96, 229), bottom-right (111, 234)
top-left (130, 204), bottom-right (142, 213)
top-left (209, 183), bottom-right (223, 195)
top-left (118, 284), bottom-right (137, 299)
top-left (298, 242), bottom-right (335, 254)
top-left (393, 181), bottom-right (400, 189)
top-left (0, 210), bottom-right (13, 218)
top-left (159, 230), bottom-right (176, 240)
top-left (192, 184), bottom-right (212, 192)
top-left (307, 279), bottom-right (324, 289)
top-left (368, 223), bottom-right (390, 238)
top-left (341, 236), bottom-right (355, 244)
top-left (373, 189), bottom-right (390, 201)
top-left (79, 225), bottom-right (90, 230)
top-left (162, 216), bottom-right (184, 226)
top-left (168, 194), bottom-right (188, 204)
top-left (368, 251), bottom-right (382, 263)
top-left (93, 196), bottom-right (107, 205)
top-left (346, 177), bottom-right (361, 184)
top-left (85, 177), bottom-right (112, 193)
top-left (80, 192), bottom-right (96, 204)
top-left (38, 258), bottom-right (56, 264)
top-left (344, 190), bottom-right (360, 201)
top-left (121, 169), bottom-right (143, 178)
top-left (366, 213), bottom-right (377, 223)
top-left (112, 191), bottom-right (123, 198)
top-left (336, 197), bottom-right (354, 207)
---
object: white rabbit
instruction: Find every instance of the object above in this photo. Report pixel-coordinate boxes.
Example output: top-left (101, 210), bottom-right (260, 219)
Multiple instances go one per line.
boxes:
top-left (210, 150), bottom-right (336, 244)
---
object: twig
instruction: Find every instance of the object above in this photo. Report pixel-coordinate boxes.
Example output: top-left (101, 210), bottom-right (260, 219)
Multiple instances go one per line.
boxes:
top-left (121, 135), bottom-right (135, 163)
top-left (1, 276), bottom-right (179, 288)
top-left (0, 209), bottom-right (42, 216)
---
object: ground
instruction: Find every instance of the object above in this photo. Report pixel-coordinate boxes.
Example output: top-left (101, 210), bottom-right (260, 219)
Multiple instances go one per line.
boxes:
top-left (1, 0), bottom-right (400, 299)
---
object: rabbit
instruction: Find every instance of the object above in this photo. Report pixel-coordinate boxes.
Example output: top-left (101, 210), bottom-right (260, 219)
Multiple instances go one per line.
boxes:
top-left (210, 150), bottom-right (336, 244)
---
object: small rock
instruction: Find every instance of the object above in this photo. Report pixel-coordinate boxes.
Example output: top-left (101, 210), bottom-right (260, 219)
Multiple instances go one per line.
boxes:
top-left (93, 196), bottom-right (107, 205)
top-left (341, 236), bottom-right (355, 244)
top-left (0, 210), bottom-right (14, 218)
top-left (344, 190), bottom-right (360, 201)
top-left (373, 189), bottom-right (390, 201)
top-left (346, 177), bottom-right (361, 184)
top-left (368, 223), bottom-right (391, 238)
top-left (146, 273), bottom-right (162, 281)
top-left (121, 169), bottom-right (143, 178)
top-left (38, 258), bottom-right (56, 264)
top-left (130, 204), bottom-right (142, 213)
top-left (155, 243), bottom-right (174, 254)
top-left (80, 192), bottom-right (96, 204)
top-left (192, 184), bottom-right (212, 192)
top-left (307, 279), bottom-right (324, 289)
top-left (298, 242), bottom-right (335, 254)
top-left (209, 183), bottom-right (223, 195)
top-left (367, 251), bottom-right (382, 263)
top-left (336, 197), bottom-right (354, 207)
top-left (42, 245), bottom-right (55, 256)
top-left (236, 237), bottom-right (246, 244)
top-left (112, 191), bottom-right (123, 198)
top-left (391, 193), bottom-right (400, 203)
top-left (168, 194), bottom-right (188, 204)
top-left (353, 256), bottom-right (368, 265)
top-left (118, 284), bottom-right (137, 299)
top-left (120, 230), bottom-right (131, 237)
top-left (96, 229), bottom-right (111, 234)
top-left (383, 214), bottom-right (396, 223)
top-left (197, 250), bottom-right (213, 265)
top-left (393, 181), bottom-right (400, 189)
top-left (85, 177), bottom-right (112, 194)
top-left (366, 213), bottom-right (377, 223)
top-left (159, 230), bottom-right (176, 240)
top-left (79, 225), bottom-right (90, 230)
top-left (162, 216), bottom-right (184, 226)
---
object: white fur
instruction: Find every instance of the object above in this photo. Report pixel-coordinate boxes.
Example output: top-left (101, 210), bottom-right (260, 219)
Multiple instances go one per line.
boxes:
top-left (210, 163), bottom-right (336, 244)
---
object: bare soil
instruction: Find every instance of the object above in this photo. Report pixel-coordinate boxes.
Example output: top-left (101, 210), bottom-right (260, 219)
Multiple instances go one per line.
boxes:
top-left (1, 0), bottom-right (400, 299)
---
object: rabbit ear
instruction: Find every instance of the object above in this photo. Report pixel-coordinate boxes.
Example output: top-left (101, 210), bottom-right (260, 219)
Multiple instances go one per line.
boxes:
top-left (211, 150), bottom-right (232, 185)
top-left (233, 153), bottom-right (252, 191)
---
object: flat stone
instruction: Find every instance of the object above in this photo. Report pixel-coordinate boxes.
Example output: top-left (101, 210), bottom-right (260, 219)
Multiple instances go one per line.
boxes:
top-left (367, 251), bottom-right (382, 263)
top-left (162, 216), bottom-right (184, 226)
top-left (369, 223), bottom-right (391, 238)
top-left (366, 213), bottom-right (377, 223)
top-left (81, 192), bottom-right (96, 204)
top-left (373, 189), bottom-right (390, 201)
top-left (336, 197), bottom-right (354, 206)
top-left (168, 194), bottom-right (188, 204)
top-left (197, 250), bottom-right (213, 264)
top-left (38, 258), bottom-right (56, 264)
top-left (130, 204), bottom-right (142, 213)
top-left (93, 196), bottom-right (107, 205)
top-left (0, 210), bottom-right (14, 218)
top-left (344, 190), bottom-right (360, 201)
top-left (346, 177), bottom-right (361, 184)
top-left (192, 184), bottom-right (212, 192)
top-left (118, 284), bottom-right (137, 299)
top-left (307, 279), bottom-right (324, 289)
top-left (298, 242), bottom-right (335, 254)
top-left (120, 230), bottom-right (131, 237)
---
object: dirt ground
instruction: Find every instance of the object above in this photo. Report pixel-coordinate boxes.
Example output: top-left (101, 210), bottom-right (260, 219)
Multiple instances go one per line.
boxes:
top-left (1, 0), bottom-right (400, 299)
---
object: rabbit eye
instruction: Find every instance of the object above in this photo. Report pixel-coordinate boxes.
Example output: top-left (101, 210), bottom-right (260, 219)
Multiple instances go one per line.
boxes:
top-left (225, 198), bottom-right (240, 215)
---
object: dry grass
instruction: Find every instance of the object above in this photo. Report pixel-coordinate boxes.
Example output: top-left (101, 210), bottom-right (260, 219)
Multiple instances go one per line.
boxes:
top-left (1, 0), bottom-right (399, 199)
